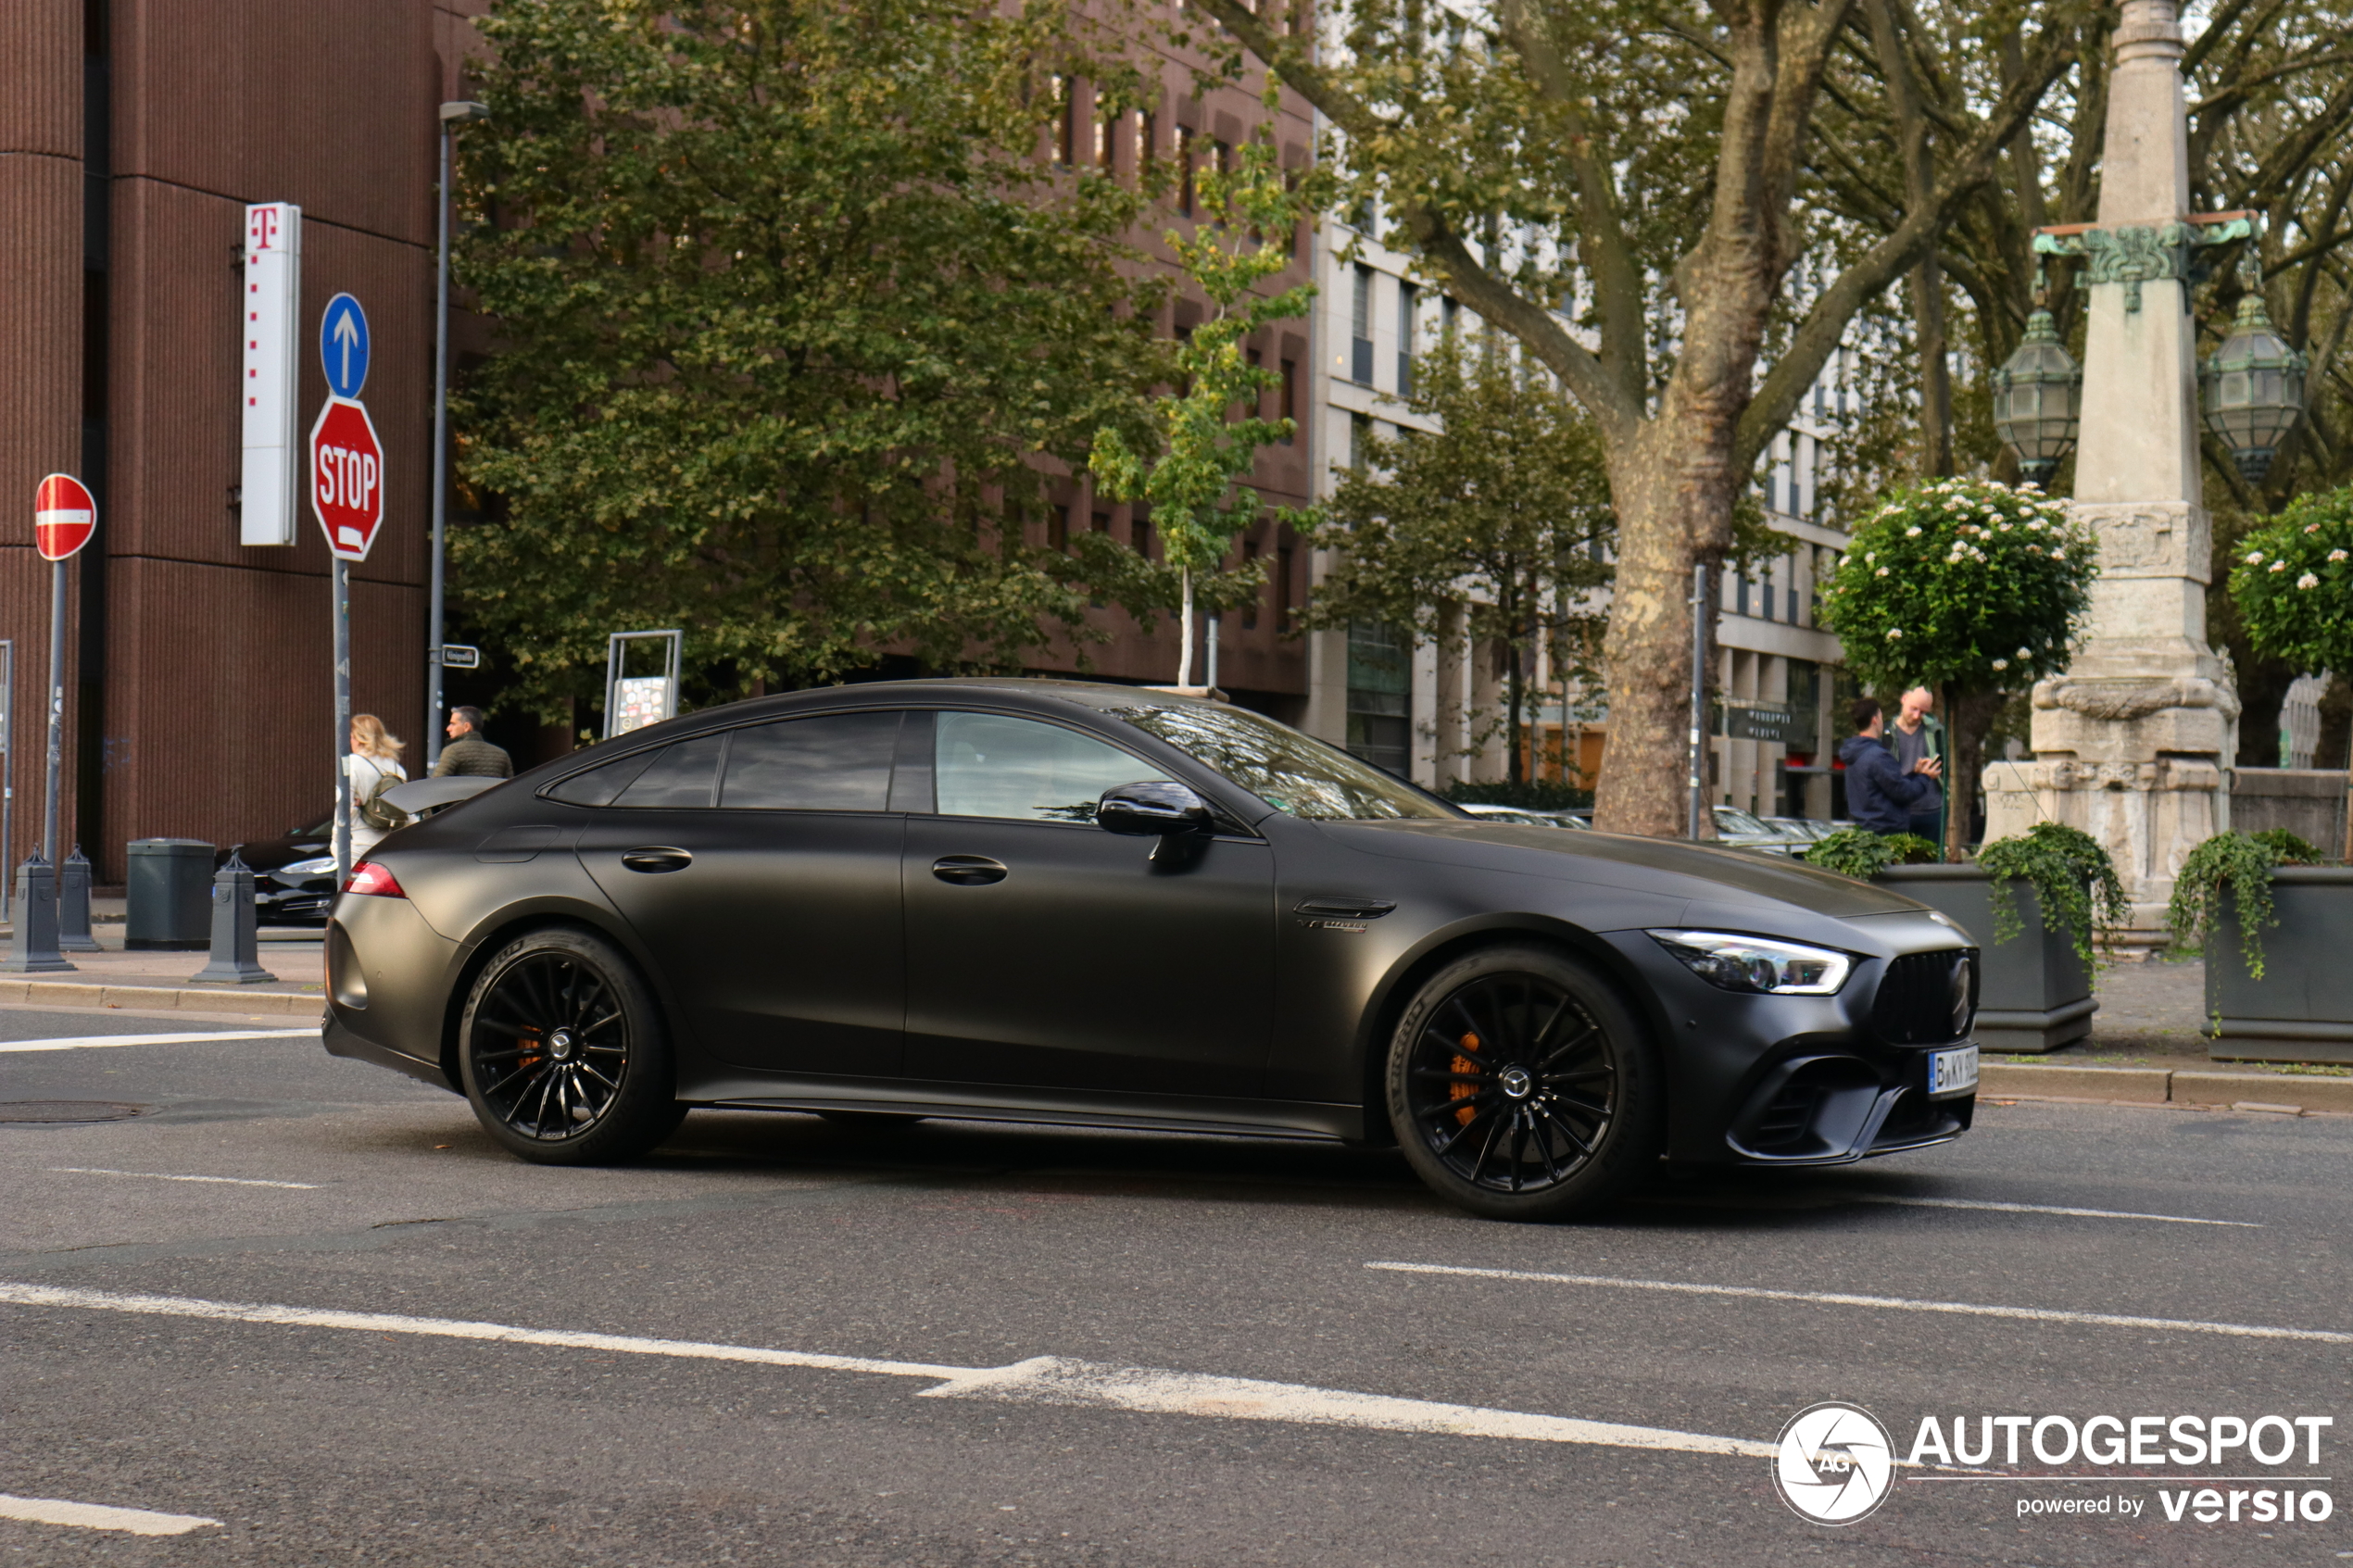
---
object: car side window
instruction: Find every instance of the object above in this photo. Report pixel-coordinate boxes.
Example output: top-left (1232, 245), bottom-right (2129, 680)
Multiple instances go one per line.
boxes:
top-left (610, 734), bottom-right (724, 809)
top-left (543, 746), bottom-right (661, 807)
top-left (720, 711), bottom-right (900, 811)
top-left (933, 711), bottom-right (1170, 823)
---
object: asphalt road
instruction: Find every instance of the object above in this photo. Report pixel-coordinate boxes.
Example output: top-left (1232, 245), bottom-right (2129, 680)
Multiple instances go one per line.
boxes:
top-left (2, 1003), bottom-right (2348, 1566)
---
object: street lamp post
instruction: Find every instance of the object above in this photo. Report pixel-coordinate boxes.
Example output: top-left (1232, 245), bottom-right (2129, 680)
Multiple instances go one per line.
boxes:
top-left (428, 100), bottom-right (489, 771)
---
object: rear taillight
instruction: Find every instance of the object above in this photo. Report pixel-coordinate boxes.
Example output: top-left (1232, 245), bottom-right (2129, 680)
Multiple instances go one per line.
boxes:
top-left (343, 861), bottom-right (406, 897)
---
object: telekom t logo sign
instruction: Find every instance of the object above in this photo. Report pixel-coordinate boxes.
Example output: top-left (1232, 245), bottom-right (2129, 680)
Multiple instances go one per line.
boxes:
top-left (248, 205), bottom-right (284, 253)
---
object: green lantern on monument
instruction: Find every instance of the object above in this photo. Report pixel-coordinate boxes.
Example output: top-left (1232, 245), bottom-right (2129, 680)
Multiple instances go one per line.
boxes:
top-left (2200, 281), bottom-right (2308, 483)
top-left (1992, 276), bottom-right (2082, 484)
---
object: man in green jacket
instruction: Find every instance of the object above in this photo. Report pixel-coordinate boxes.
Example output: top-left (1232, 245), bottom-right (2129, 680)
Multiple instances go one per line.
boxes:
top-left (432, 706), bottom-right (514, 780)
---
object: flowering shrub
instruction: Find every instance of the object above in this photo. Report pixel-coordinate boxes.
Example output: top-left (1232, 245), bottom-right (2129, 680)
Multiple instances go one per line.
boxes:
top-left (1818, 478), bottom-right (2098, 694)
top-left (2228, 487), bottom-right (2353, 677)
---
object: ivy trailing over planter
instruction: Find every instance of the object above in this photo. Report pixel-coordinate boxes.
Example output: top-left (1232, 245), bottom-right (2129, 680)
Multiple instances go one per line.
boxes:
top-left (1972, 822), bottom-right (2127, 968)
top-left (1804, 828), bottom-right (1940, 881)
top-left (2167, 830), bottom-right (2326, 981)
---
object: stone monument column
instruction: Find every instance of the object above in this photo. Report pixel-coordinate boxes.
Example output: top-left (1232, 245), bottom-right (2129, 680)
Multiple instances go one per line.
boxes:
top-left (1982, 0), bottom-right (2237, 944)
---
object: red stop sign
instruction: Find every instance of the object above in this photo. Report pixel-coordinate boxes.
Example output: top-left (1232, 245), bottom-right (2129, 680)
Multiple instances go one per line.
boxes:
top-left (34, 473), bottom-right (97, 561)
top-left (309, 395), bottom-right (385, 560)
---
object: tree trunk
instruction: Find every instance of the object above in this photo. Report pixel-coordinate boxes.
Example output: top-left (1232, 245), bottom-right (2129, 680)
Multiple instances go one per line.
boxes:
top-left (1913, 250), bottom-right (1954, 477)
top-left (1176, 567), bottom-right (1195, 688)
top-left (1593, 426), bottom-right (1738, 836)
top-left (1942, 684), bottom-right (2006, 861)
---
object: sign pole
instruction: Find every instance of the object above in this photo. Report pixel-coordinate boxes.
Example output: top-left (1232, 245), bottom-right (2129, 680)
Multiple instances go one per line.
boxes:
top-left (43, 558), bottom-right (67, 866)
top-left (333, 557), bottom-right (353, 889)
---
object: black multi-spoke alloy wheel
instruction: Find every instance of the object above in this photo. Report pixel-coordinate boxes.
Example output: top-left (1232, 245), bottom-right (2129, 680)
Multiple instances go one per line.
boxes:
top-left (459, 927), bottom-right (686, 1164)
top-left (1387, 945), bottom-right (1662, 1221)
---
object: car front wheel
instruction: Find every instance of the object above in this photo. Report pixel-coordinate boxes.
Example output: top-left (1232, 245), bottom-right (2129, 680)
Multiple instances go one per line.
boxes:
top-left (1386, 945), bottom-right (1661, 1222)
top-left (458, 926), bottom-right (686, 1164)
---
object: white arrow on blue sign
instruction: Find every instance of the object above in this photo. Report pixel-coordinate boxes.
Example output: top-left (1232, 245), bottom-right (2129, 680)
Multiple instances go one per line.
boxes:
top-left (320, 293), bottom-right (371, 400)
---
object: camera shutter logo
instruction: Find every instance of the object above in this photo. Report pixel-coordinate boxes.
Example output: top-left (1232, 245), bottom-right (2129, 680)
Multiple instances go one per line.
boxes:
top-left (1773, 1402), bottom-right (1895, 1524)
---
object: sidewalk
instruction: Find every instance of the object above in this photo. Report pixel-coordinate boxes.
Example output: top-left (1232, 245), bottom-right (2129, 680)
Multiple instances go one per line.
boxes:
top-left (0, 902), bottom-right (322, 1016)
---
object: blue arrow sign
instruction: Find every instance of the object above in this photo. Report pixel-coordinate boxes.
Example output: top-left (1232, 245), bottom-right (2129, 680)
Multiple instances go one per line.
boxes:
top-left (320, 294), bottom-right (371, 400)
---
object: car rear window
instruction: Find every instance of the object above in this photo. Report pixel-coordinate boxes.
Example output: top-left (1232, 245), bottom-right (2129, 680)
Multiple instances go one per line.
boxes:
top-left (610, 734), bottom-right (725, 809)
top-left (543, 746), bottom-right (660, 807)
top-left (721, 711), bottom-right (900, 811)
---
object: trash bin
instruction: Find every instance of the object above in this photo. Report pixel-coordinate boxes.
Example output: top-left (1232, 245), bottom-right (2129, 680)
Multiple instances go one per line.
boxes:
top-left (126, 838), bottom-right (216, 950)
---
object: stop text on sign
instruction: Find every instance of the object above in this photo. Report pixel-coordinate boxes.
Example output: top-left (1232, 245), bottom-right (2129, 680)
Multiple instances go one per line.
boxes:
top-left (315, 444), bottom-right (379, 515)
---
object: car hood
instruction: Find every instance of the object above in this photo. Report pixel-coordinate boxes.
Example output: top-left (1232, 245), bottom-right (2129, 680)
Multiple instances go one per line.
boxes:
top-left (1326, 819), bottom-right (1926, 920)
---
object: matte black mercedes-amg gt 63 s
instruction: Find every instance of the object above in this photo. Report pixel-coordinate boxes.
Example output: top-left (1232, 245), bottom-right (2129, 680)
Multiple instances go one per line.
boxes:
top-left (324, 680), bottom-right (1980, 1221)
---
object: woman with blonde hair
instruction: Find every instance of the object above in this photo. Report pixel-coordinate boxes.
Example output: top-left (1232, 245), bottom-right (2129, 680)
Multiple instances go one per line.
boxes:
top-left (345, 714), bottom-right (409, 856)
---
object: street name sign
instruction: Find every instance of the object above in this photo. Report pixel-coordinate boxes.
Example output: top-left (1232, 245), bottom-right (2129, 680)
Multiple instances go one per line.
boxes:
top-left (239, 202), bottom-right (302, 546)
top-left (309, 397), bottom-right (385, 561)
top-left (33, 474), bottom-right (96, 561)
top-left (321, 293), bottom-right (371, 401)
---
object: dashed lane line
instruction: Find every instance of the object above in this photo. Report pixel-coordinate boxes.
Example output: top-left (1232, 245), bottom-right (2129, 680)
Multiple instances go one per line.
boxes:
top-left (48, 1168), bottom-right (321, 1190)
top-left (1366, 1261), bottom-right (2353, 1345)
top-left (1847, 1194), bottom-right (2261, 1226)
top-left (0, 1028), bottom-right (317, 1053)
top-left (0, 1281), bottom-right (1772, 1460)
top-left (0, 1494), bottom-right (220, 1536)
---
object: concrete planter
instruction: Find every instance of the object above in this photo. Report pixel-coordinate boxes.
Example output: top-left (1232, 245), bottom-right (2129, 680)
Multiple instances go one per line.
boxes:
top-left (2207, 866), bottom-right (2353, 1065)
top-left (1876, 866), bottom-right (2096, 1054)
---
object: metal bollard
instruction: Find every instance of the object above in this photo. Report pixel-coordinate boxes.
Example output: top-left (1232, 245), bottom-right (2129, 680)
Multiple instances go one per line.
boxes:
top-left (189, 849), bottom-right (276, 985)
top-left (57, 843), bottom-right (99, 952)
top-left (0, 854), bottom-right (75, 972)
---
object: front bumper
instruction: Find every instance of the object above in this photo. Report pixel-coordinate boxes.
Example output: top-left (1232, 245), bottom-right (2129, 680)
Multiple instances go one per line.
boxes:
top-left (1603, 925), bottom-right (1976, 1167)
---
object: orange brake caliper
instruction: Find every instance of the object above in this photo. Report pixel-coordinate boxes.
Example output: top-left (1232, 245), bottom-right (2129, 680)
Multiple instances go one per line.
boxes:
top-left (1451, 1033), bottom-right (1480, 1125)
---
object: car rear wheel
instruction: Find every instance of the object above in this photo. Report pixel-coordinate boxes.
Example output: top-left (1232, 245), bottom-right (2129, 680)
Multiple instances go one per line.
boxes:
top-left (459, 927), bottom-right (686, 1164)
top-left (1386, 945), bottom-right (1661, 1222)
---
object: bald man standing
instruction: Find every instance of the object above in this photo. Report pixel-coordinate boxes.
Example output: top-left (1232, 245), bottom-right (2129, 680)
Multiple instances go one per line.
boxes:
top-left (1889, 687), bottom-right (1945, 845)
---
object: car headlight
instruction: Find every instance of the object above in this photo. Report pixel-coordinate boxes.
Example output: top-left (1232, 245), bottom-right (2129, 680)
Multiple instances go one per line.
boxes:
top-left (279, 856), bottom-right (336, 877)
top-left (1646, 930), bottom-right (1853, 995)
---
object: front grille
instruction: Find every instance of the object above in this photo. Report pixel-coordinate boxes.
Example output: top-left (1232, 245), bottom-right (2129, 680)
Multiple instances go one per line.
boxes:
top-left (1870, 948), bottom-right (1979, 1045)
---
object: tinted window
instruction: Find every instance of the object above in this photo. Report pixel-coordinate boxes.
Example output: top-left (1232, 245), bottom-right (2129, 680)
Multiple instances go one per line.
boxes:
top-left (934, 712), bottom-right (1169, 823)
top-left (544, 747), bottom-right (660, 807)
top-left (1108, 701), bottom-right (1455, 821)
top-left (721, 711), bottom-right (900, 811)
top-left (610, 734), bottom-right (724, 808)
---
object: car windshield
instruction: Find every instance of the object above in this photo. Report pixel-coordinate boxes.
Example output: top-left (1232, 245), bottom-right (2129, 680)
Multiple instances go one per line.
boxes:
top-left (1108, 702), bottom-right (1457, 822)
top-left (1715, 807), bottom-right (1771, 834)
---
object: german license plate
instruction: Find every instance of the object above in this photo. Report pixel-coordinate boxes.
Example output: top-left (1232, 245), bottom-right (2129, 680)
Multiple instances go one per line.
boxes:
top-left (1928, 1044), bottom-right (1979, 1098)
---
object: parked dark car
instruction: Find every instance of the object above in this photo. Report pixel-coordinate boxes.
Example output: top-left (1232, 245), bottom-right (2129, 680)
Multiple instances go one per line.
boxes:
top-left (223, 820), bottom-right (337, 926)
top-left (322, 680), bottom-right (1981, 1222)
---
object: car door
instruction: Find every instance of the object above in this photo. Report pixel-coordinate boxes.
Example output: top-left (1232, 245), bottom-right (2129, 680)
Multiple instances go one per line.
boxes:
top-left (573, 710), bottom-right (910, 1079)
top-left (900, 709), bottom-right (1275, 1098)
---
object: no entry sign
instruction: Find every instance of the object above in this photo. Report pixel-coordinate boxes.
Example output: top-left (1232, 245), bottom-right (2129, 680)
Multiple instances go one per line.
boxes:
top-left (33, 473), bottom-right (96, 561)
top-left (309, 396), bottom-right (384, 560)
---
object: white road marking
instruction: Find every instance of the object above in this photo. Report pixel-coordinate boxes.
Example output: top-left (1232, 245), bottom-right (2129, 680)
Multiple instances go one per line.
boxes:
top-left (0, 1493), bottom-right (220, 1536)
top-left (0, 1281), bottom-right (1769, 1460)
top-left (1366, 1261), bottom-right (2353, 1345)
top-left (48, 1168), bottom-right (321, 1190)
top-left (1848, 1194), bottom-right (2259, 1227)
top-left (0, 1028), bottom-right (316, 1054)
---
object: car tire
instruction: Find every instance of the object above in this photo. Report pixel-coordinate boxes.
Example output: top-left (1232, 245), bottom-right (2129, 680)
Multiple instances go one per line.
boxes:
top-left (458, 926), bottom-right (686, 1165)
top-left (1385, 944), bottom-right (1663, 1222)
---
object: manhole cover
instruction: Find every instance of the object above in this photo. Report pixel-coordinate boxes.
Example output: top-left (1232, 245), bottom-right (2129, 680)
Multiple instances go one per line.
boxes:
top-left (0, 1101), bottom-right (148, 1123)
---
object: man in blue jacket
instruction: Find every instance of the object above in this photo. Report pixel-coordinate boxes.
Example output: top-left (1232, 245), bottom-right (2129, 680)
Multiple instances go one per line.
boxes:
top-left (1838, 697), bottom-right (1943, 835)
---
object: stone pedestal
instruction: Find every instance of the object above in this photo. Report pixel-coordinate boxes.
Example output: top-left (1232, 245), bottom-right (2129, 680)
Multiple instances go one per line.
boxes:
top-left (1995, 0), bottom-right (2236, 946)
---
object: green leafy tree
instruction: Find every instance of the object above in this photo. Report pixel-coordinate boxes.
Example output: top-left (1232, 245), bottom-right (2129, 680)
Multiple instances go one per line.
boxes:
top-left (1091, 136), bottom-right (1318, 688)
top-left (1178, 0), bottom-right (2077, 835)
top-left (2229, 487), bottom-right (2353, 677)
top-left (453, 0), bottom-right (1164, 715)
top-left (1302, 336), bottom-right (1615, 784)
top-left (1818, 477), bottom-right (2096, 859)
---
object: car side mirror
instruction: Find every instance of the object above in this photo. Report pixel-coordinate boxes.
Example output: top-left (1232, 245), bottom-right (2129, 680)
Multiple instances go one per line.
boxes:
top-left (1095, 781), bottom-right (1214, 838)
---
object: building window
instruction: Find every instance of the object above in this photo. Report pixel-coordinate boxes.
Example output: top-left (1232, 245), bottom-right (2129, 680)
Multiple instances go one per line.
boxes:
top-left (1278, 358), bottom-right (1297, 443)
top-left (1241, 538), bottom-right (1261, 630)
top-left (1133, 511), bottom-right (1152, 557)
top-left (1134, 110), bottom-right (1154, 169)
top-left (1276, 544), bottom-right (1294, 629)
top-left (1092, 510), bottom-right (1111, 534)
top-left (1052, 79), bottom-right (1081, 168)
top-left (1050, 507), bottom-right (1071, 553)
top-left (1349, 411), bottom-right (1371, 470)
top-left (1346, 623), bottom-right (1413, 776)
top-left (1176, 126), bottom-right (1196, 216)
top-left (1351, 265), bottom-right (1375, 385)
top-left (1736, 573), bottom-right (1750, 618)
top-left (1759, 563), bottom-right (1774, 621)
top-left (1396, 281), bottom-right (1417, 396)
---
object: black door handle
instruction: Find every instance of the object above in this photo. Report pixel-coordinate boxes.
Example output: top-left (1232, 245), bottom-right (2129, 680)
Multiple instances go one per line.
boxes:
top-left (931, 855), bottom-right (1007, 885)
top-left (620, 847), bottom-right (693, 873)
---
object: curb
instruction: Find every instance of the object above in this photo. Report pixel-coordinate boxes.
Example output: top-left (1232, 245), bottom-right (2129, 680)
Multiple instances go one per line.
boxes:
top-left (1981, 1061), bottom-right (2353, 1116)
top-left (0, 977), bottom-right (324, 1019)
